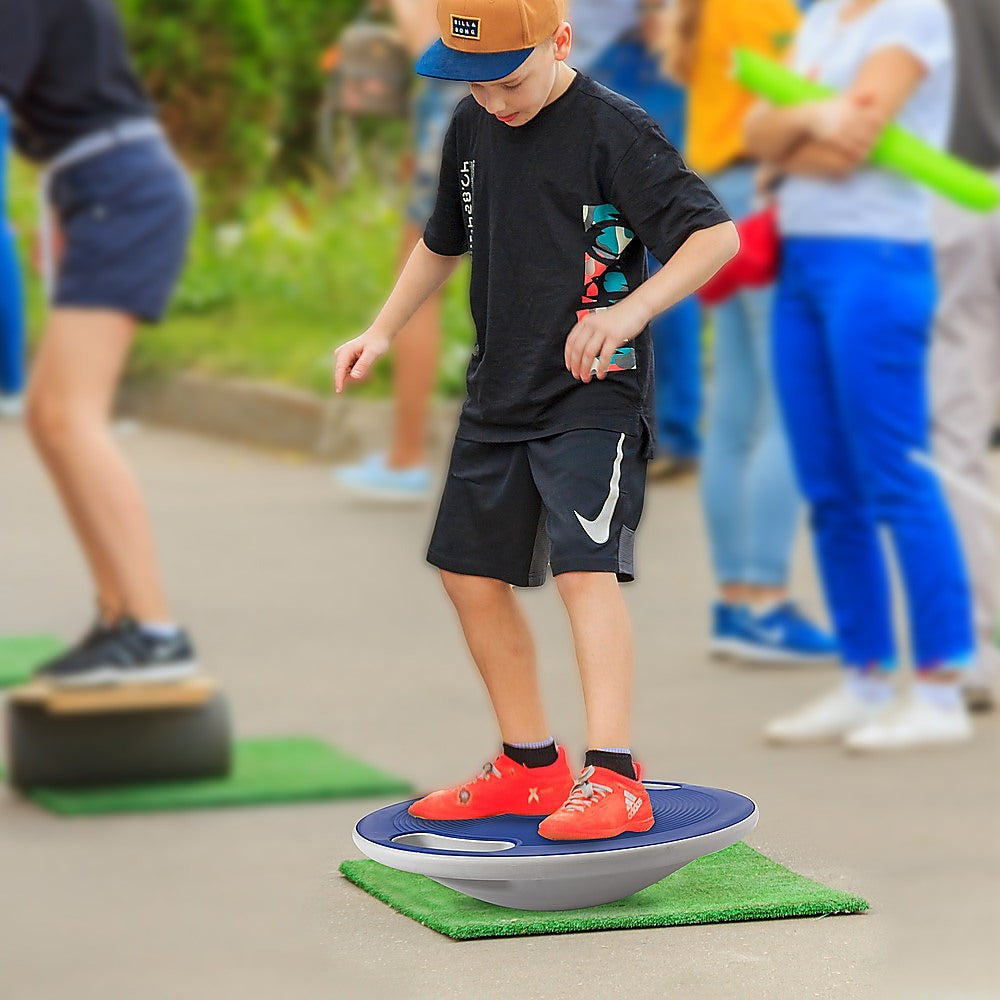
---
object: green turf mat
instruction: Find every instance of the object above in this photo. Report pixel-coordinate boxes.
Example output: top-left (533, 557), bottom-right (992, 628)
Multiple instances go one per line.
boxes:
top-left (14, 737), bottom-right (412, 816)
top-left (0, 636), bottom-right (64, 688)
top-left (340, 842), bottom-right (869, 940)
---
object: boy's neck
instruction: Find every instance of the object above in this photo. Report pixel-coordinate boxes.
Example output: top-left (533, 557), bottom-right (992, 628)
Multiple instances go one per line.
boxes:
top-left (542, 62), bottom-right (577, 111)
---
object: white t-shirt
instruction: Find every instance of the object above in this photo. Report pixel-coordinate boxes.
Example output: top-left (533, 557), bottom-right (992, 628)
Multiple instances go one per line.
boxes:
top-left (778, 0), bottom-right (954, 241)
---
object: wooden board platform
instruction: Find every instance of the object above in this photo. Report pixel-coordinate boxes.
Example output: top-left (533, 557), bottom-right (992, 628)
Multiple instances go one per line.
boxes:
top-left (7, 677), bottom-right (218, 715)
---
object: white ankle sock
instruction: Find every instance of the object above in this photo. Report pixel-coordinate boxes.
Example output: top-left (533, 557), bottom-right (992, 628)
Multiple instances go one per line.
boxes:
top-left (846, 672), bottom-right (895, 705)
top-left (138, 622), bottom-right (180, 640)
top-left (913, 680), bottom-right (963, 711)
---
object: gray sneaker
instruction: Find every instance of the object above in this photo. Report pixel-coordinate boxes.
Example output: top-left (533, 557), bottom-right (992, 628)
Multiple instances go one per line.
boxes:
top-left (35, 619), bottom-right (198, 687)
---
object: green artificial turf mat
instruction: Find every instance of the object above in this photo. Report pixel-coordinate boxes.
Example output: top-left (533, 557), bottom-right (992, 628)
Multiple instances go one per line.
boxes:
top-left (340, 842), bottom-right (869, 940)
top-left (0, 636), bottom-right (64, 688)
top-left (15, 737), bottom-right (412, 816)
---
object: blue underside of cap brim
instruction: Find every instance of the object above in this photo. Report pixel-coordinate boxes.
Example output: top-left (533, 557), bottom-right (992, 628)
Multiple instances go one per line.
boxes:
top-left (416, 38), bottom-right (534, 82)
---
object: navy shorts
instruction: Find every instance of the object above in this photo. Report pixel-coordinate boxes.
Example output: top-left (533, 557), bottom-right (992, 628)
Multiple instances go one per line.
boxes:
top-left (50, 135), bottom-right (195, 323)
top-left (427, 429), bottom-right (648, 587)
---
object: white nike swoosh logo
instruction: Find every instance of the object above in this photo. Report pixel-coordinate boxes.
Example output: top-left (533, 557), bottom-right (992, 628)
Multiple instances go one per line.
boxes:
top-left (750, 624), bottom-right (785, 645)
top-left (574, 433), bottom-right (625, 544)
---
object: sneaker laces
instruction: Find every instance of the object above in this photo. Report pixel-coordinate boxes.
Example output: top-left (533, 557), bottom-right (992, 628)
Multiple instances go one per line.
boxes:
top-left (560, 766), bottom-right (613, 813)
top-left (457, 760), bottom-right (503, 804)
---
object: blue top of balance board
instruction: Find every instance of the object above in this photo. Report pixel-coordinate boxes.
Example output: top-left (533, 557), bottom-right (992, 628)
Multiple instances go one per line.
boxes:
top-left (355, 781), bottom-right (756, 858)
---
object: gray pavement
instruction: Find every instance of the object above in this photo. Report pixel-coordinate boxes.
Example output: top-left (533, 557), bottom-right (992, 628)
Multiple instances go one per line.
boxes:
top-left (0, 420), bottom-right (997, 1000)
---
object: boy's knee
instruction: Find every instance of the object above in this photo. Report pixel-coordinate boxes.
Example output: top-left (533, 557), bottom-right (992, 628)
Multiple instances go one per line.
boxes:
top-left (555, 571), bottom-right (613, 604)
top-left (439, 570), bottom-right (510, 606)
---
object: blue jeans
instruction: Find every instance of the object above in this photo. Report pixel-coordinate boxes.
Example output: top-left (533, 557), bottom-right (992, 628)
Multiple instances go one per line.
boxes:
top-left (648, 253), bottom-right (701, 458)
top-left (773, 237), bottom-right (974, 670)
top-left (0, 109), bottom-right (24, 395)
top-left (701, 166), bottom-right (800, 585)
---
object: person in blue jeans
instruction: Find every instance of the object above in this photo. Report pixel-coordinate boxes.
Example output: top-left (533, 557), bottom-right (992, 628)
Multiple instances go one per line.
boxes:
top-left (658, 0), bottom-right (837, 663)
top-left (0, 100), bottom-right (25, 417)
top-left (746, 0), bottom-right (976, 750)
top-left (589, 4), bottom-right (702, 476)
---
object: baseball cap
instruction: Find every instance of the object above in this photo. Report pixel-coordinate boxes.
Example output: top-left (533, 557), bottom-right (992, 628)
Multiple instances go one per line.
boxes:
top-left (416, 0), bottom-right (567, 83)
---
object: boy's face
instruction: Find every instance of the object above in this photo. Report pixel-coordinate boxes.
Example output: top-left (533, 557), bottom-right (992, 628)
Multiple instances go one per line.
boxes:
top-left (468, 22), bottom-right (573, 128)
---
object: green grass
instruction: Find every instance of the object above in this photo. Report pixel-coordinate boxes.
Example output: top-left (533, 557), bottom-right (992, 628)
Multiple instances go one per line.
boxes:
top-left (8, 161), bottom-right (474, 398)
top-left (340, 842), bottom-right (870, 940)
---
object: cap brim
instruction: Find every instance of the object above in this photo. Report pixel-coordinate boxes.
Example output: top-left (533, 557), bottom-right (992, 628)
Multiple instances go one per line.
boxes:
top-left (415, 38), bottom-right (534, 82)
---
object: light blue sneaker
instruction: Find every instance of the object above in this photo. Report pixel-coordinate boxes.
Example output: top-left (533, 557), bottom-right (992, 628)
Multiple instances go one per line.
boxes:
top-left (332, 452), bottom-right (431, 502)
top-left (710, 601), bottom-right (838, 663)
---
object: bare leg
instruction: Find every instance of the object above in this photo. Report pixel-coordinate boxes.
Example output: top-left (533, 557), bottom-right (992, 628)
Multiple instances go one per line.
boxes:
top-left (556, 572), bottom-right (633, 750)
top-left (440, 571), bottom-right (550, 744)
top-left (387, 223), bottom-right (443, 469)
top-left (26, 308), bottom-right (171, 622)
top-left (720, 582), bottom-right (788, 606)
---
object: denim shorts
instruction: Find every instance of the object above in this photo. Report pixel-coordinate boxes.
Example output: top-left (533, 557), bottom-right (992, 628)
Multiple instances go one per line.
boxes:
top-left (49, 135), bottom-right (195, 323)
top-left (407, 78), bottom-right (467, 229)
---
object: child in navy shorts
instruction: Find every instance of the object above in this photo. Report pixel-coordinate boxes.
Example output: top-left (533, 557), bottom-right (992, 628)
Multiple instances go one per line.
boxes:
top-left (0, 0), bottom-right (197, 686)
top-left (335, 0), bottom-right (737, 840)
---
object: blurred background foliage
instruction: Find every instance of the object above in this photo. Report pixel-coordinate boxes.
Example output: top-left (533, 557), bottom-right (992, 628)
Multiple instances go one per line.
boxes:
top-left (119, 0), bottom-right (365, 211)
top-left (11, 0), bottom-right (474, 397)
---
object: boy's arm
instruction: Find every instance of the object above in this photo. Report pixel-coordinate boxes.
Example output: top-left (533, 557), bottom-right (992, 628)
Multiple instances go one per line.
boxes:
top-left (565, 220), bottom-right (739, 382)
top-left (333, 239), bottom-right (462, 393)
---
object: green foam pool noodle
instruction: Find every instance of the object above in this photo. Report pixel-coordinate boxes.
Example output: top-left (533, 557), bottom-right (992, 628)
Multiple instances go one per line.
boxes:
top-left (734, 48), bottom-right (1000, 213)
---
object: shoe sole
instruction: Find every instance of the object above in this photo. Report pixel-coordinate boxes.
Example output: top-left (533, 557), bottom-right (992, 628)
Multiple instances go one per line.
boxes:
top-left (711, 639), bottom-right (838, 665)
top-left (42, 660), bottom-right (200, 688)
top-left (537, 816), bottom-right (655, 842)
top-left (331, 478), bottom-right (430, 504)
top-left (844, 733), bottom-right (973, 754)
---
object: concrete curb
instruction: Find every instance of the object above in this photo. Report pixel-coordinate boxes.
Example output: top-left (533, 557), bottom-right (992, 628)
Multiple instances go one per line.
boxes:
top-left (116, 373), bottom-right (460, 462)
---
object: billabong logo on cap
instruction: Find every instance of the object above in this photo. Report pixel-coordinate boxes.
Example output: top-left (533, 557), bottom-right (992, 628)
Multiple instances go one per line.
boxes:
top-left (451, 15), bottom-right (481, 39)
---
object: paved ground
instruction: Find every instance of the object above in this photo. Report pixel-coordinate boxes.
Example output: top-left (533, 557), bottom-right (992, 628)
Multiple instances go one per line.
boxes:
top-left (0, 420), bottom-right (997, 1000)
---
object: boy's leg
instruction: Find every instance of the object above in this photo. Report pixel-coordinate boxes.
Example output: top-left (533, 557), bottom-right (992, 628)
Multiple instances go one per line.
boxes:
top-left (415, 439), bottom-right (574, 819)
top-left (26, 308), bottom-right (170, 623)
top-left (439, 570), bottom-right (550, 743)
top-left (554, 571), bottom-right (632, 751)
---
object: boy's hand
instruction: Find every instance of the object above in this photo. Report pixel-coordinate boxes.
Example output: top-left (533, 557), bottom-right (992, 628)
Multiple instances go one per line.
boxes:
top-left (565, 300), bottom-right (647, 383)
top-left (333, 330), bottom-right (391, 393)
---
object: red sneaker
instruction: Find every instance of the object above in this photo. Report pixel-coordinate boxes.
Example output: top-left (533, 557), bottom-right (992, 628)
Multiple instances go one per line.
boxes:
top-left (408, 746), bottom-right (575, 820)
top-left (537, 764), bottom-right (654, 841)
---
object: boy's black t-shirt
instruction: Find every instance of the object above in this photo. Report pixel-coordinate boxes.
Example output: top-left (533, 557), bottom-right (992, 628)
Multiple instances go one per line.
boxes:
top-left (424, 73), bottom-right (729, 451)
top-left (0, 0), bottom-right (154, 161)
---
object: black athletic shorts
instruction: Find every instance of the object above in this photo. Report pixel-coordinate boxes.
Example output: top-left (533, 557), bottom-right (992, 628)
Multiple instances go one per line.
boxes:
top-left (427, 429), bottom-right (647, 587)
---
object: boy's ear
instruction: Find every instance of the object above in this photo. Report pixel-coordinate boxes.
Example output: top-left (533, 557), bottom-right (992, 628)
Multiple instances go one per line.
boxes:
top-left (552, 21), bottom-right (572, 61)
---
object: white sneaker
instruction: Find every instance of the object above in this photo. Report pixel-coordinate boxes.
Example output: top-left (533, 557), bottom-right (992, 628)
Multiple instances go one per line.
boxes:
top-left (844, 693), bottom-right (973, 753)
top-left (764, 684), bottom-right (886, 745)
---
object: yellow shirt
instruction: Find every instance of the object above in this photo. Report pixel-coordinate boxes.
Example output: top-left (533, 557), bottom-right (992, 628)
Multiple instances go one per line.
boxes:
top-left (685, 0), bottom-right (800, 175)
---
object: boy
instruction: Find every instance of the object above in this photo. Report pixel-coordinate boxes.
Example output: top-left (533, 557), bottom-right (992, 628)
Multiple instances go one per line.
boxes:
top-left (334, 0), bottom-right (738, 840)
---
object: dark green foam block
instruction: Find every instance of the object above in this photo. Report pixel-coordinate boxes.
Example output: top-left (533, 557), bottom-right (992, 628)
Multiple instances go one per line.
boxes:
top-left (339, 842), bottom-right (869, 940)
top-left (0, 636), bottom-right (64, 688)
top-left (8, 737), bottom-right (412, 816)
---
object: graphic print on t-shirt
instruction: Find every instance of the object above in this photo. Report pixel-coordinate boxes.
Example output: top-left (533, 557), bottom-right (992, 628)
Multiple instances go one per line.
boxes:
top-left (581, 204), bottom-right (637, 374)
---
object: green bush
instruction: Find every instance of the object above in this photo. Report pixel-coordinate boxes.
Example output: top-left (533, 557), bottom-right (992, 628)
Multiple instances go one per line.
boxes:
top-left (119, 0), bottom-right (365, 216)
top-left (267, 0), bottom-right (367, 179)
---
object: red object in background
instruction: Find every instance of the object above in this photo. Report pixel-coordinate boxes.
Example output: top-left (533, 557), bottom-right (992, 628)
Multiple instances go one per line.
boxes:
top-left (697, 205), bottom-right (781, 306)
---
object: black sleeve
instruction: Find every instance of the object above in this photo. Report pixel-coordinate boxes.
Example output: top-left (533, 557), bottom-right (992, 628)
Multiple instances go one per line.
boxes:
top-left (0, 0), bottom-right (43, 100)
top-left (609, 125), bottom-right (731, 266)
top-left (422, 114), bottom-right (468, 257)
